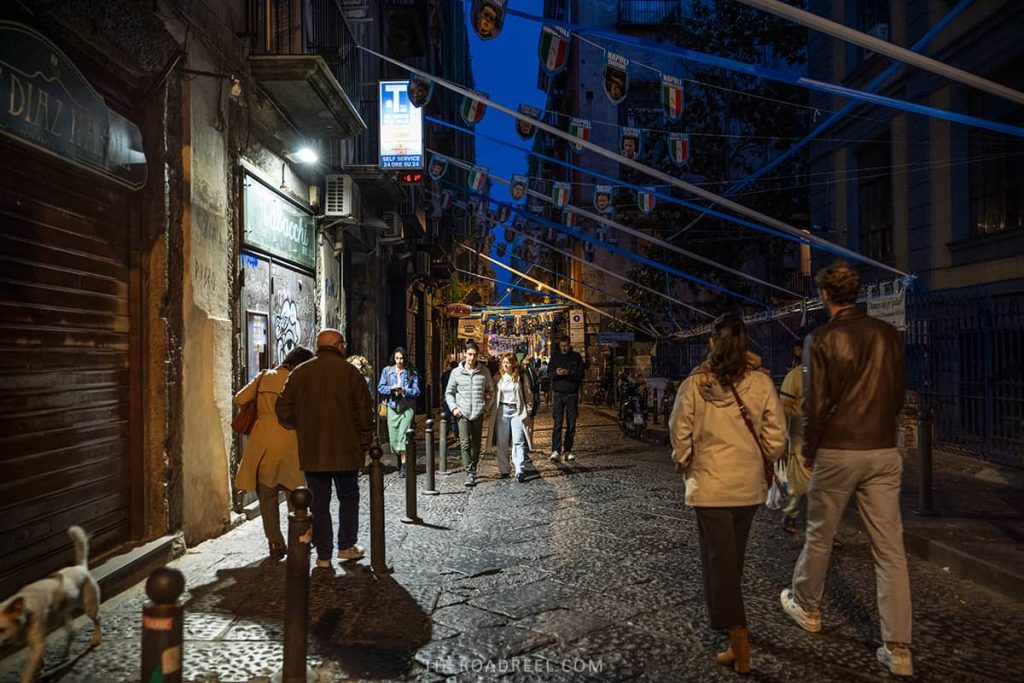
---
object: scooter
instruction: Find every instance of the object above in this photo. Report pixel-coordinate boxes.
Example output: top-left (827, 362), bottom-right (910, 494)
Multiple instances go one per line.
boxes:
top-left (618, 394), bottom-right (648, 439)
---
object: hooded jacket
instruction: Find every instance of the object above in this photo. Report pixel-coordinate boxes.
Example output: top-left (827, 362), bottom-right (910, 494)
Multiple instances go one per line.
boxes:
top-left (668, 353), bottom-right (787, 507)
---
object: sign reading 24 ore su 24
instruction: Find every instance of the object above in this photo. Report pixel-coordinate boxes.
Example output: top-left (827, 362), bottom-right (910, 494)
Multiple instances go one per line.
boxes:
top-left (379, 81), bottom-right (423, 170)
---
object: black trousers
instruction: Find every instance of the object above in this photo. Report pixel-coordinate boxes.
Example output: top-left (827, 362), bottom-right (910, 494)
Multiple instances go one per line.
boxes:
top-left (695, 505), bottom-right (759, 629)
top-left (551, 391), bottom-right (579, 453)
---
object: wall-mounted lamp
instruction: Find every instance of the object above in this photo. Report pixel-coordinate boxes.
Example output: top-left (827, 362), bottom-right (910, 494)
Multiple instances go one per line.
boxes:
top-left (286, 147), bottom-right (319, 164)
top-left (179, 67), bottom-right (242, 97)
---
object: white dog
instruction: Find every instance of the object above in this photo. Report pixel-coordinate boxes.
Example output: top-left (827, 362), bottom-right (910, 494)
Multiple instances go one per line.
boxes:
top-left (0, 526), bottom-right (102, 683)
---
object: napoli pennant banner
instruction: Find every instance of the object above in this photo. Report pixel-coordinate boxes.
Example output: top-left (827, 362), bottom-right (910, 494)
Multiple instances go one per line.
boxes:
top-left (594, 185), bottom-right (613, 214)
top-left (583, 242), bottom-right (596, 263)
top-left (562, 208), bottom-right (577, 228)
top-left (596, 224), bottom-right (609, 242)
top-left (552, 181), bottom-right (571, 208)
top-left (510, 174), bottom-right (528, 201)
top-left (637, 187), bottom-right (657, 214)
top-left (620, 127), bottom-right (642, 160)
top-left (408, 75), bottom-right (434, 108)
top-left (461, 90), bottom-right (488, 126)
top-left (497, 204), bottom-right (511, 223)
top-left (428, 155), bottom-right (448, 180)
top-left (468, 165), bottom-right (489, 191)
top-left (441, 190), bottom-right (453, 210)
top-left (515, 104), bottom-right (541, 141)
top-left (604, 52), bottom-right (629, 105)
top-left (569, 117), bottom-right (591, 151)
top-left (538, 25), bottom-right (571, 75)
top-left (471, 0), bottom-right (506, 40)
top-left (661, 74), bottom-right (684, 122)
top-left (668, 133), bottom-right (690, 166)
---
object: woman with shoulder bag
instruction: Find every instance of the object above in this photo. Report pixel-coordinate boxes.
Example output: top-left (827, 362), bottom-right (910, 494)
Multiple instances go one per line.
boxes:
top-left (488, 353), bottom-right (534, 482)
top-left (668, 313), bottom-right (787, 674)
top-left (377, 347), bottom-right (420, 477)
top-left (233, 346), bottom-right (315, 561)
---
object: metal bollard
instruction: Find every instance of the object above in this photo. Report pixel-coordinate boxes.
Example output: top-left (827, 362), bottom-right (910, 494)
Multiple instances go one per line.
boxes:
top-left (368, 444), bottom-right (389, 574)
top-left (141, 567), bottom-right (185, 683)
top-left (273, 488), bottom-right (315, 683)
top-left (424, 418), bottom-right (438, 495)
top-left (652, 388), bottom-right (659, 424)
top-left (916, 408), bottom-right (938, 516)
top-left (439, 418), bottom-right (449, 475)
top-left (401, 426), bottom-right (421, 523)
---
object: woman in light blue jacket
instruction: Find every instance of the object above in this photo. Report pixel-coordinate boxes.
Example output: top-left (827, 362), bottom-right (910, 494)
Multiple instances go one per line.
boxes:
top-left (378, 347), bottom-right (420, 477)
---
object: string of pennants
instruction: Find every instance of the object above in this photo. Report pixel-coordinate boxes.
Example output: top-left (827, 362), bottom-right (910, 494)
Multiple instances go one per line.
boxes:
top-left (409, 6), bottom-right (692, 166)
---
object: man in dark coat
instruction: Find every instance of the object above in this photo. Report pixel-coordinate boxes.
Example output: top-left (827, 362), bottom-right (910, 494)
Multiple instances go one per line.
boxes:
top-left (276, 329), bottom-right (374, 568)
top-left (546, 335), bottom-right (585, 462)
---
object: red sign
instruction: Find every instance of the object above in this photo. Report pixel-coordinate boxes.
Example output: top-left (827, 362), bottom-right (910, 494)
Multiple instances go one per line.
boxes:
top-left (445, 303), bottom-right (473, 318)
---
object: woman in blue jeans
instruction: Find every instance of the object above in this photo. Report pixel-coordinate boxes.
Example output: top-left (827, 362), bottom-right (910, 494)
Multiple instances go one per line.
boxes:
top-left (378, 347), bottom-right (420, 477)
top-left (488, 354), bottom-right (534, 482)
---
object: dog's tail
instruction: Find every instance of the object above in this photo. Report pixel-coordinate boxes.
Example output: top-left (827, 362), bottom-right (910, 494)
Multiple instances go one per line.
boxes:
top-left (68, 525), bottom-right (90, 567)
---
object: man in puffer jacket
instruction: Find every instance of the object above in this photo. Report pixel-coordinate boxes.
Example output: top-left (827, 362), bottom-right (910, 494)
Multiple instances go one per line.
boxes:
top-left (445, 341), bottom-right (494, 487)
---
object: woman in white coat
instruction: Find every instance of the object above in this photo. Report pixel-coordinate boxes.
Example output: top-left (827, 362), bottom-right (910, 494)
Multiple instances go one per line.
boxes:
top-left (233, 346), bottom-right (314, 560)
top-left (489, 353), bottom-right (534, 482)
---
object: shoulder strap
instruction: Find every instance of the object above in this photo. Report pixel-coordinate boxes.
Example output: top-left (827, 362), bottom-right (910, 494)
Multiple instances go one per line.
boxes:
top-left (728, 384), bottom-right (770, 461)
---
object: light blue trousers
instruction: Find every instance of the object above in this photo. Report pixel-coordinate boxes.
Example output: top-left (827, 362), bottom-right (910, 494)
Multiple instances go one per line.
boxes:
top-left (494, 403), bottom-right (527, 475)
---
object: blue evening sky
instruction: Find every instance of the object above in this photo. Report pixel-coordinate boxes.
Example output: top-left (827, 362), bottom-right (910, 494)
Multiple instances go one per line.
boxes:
top-left (466, 0), bottom-right (547, 301)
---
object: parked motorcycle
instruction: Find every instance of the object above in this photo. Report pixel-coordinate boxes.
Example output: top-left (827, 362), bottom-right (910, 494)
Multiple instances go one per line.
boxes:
top-left (618, 394), bottom-right (648, 439)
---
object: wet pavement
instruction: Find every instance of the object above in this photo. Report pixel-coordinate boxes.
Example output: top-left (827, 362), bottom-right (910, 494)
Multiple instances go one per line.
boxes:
top-left (3, 406), bottom-right (1023, 682)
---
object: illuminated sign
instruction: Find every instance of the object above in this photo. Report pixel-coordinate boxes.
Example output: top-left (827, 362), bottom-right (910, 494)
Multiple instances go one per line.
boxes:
top-left (379, 80), bottom-right (423, 170)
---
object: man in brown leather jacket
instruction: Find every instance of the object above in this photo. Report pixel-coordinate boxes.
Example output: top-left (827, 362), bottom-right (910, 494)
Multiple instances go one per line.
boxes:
top-left (779, 263), bottom-right (914, 678)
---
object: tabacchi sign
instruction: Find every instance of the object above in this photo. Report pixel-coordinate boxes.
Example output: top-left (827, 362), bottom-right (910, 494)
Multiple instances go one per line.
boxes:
top-left (379, 81), bottom-right (423, 170)
top-left (0, 21), bottom-right (147, 188)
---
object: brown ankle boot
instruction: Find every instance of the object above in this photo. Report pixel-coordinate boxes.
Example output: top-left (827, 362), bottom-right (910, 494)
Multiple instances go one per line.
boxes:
top-left (715, 642), bottom-right (735, 665)
top-left (728, 626), bottom-right (750, 674)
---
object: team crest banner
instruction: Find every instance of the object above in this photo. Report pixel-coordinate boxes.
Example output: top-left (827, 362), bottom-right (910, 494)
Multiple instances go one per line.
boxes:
top-left (661, 74), bottom-right (684, 122)
top-left (569, 117), bottom-right (591, 151)
top-left (562, 208), bottom-right (576, 228)
top-left (551, 181), bottom-right (571, 208)
top-left (468, 165), bottom-right (489, 191)
top-left (668, 133), bottom-right (690, 166)
top-left (471, 0), bottom-right (506, 40)
top-left (497, 205), bottom-right (511, 223)
top-left (461, 90), bottom-right (488, 126)
top-left (637, 187), bottom-right (656, 214)
top-left (515, 104), bottom-right (541, 140)
top-left (594, 185), bottom-right (613, 214)
top-left (604, 52), bottom-right (629, 105)
top-left (620, 127), bottom-right (642, 160)
top-left (510, 174), bottom-right (528, 201)
top-left (427, 155), bottom-right (448, 180)
top-left (538, 25), bottom-right (571, 75)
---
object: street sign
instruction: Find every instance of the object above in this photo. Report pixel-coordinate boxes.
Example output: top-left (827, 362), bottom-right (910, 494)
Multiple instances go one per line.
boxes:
top-left (569, 309), bottom-right (585, 329)
top-left (570, 327), bottom-right (585, 347)
top-left (596, 332), bottom-right (634, 346)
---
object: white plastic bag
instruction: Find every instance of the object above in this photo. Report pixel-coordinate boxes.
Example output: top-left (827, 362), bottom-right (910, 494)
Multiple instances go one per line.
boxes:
top-left (765, 458), bottom-right (791, 510)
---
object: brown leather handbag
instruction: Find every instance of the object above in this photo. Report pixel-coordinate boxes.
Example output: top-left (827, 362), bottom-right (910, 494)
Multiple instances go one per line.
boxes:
top-left (231, 371), bottom-right (265, 435)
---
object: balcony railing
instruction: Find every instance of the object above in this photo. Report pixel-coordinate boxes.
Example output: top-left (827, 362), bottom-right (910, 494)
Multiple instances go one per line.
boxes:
top-left (617, 0), bottom-right (682, 26)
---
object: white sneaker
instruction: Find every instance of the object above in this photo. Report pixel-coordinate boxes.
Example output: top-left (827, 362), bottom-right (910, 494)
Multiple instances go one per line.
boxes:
top-left (780, 588), bottom-right (821, 632)
top-left (877, 644), bottom-right (914, 677)
top-left (564, 452), bottom-right (575, 462)
top-left (315, 558), bottom-right (332, 568)
top-left (337, 545), bottom-right (365, 561)
top-left (549, 451), bottom-right (559, 462)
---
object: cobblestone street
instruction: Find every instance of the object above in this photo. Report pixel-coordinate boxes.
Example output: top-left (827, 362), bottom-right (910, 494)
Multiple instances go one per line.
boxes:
top-left (4, 406), bottom-right (1023, 682)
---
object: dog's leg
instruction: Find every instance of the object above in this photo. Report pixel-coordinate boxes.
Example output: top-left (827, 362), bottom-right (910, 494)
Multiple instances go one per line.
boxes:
top-left (82, 577), bottom-right (102, 646)
top-left (21, 638), bottom-right (45, 683)
top-left (62, 613), bottom-right (73, 657)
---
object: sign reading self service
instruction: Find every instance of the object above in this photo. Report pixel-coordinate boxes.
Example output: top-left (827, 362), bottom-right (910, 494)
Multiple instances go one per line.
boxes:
top-left (379, 81), bottom-right (423, 170)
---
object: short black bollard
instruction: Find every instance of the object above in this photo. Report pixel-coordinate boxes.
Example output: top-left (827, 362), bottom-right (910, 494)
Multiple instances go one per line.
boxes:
top-left (273, 488), bottom-right (316, 683)
top-left (652, 388), bottom-right (660, 424)
top-left (401, 426), bottom-right (421, 524)
top-left (916, 408), bottom-right (938, 516)
top-left (438, 418), bottom-right (449, 475)
top-left (368, 443), bottom-right (389, 574)
top-left (424, 418), bottom-right (438, 495)
top-left (141, 566), bottom-right (185, 683)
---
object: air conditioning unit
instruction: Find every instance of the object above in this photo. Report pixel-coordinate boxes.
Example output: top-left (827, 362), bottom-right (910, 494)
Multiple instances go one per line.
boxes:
top-left (324, 174), bottom-right (361, 222)
top-left (867, 23), bottom-right (890, 41)
top-left (379, 211), bottom-right (403, 244)
top-left (415, 251), bottom-right (431, 275)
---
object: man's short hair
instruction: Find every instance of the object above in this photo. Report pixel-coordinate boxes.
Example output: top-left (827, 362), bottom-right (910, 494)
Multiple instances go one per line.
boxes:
top-left (559, 335), bottom-right (570, 343)
top-left (815, 261), bottom-right (860, 306)
top-left (465, 341), bottom-right (479, 352)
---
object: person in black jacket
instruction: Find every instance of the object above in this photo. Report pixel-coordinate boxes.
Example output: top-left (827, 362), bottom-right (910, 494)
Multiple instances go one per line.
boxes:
top-left (547, 335), bottom-right (585, 462)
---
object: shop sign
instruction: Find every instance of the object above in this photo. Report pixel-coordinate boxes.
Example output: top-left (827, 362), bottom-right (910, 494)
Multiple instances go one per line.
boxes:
top-left (379, 80), bottom-right (423, 170)
top-left (243, 175), bottom-right (315, 269)
top-left (596, 332), bottom-right (634, 346)
top-left (445, 303), bottom-right (473, 318)
top-left (0, 21), bottom-right (147, 188)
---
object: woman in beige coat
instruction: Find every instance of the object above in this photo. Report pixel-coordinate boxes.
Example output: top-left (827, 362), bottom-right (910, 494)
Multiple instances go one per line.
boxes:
top-left (234, 346), bottom-right (314, 560)
top-left (669, 313), bottom-right (786, 674)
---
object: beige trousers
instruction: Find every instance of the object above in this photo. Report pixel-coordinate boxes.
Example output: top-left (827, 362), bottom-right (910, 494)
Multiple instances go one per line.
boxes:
top-left (791, 447), bottom-right (913, 644)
